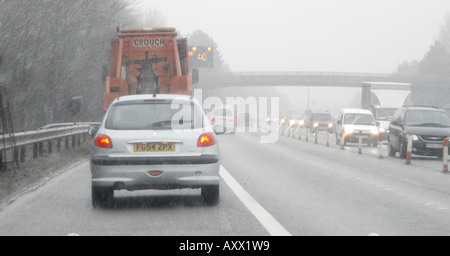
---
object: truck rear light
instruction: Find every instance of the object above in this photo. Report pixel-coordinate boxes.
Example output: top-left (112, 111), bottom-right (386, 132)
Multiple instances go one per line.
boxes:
top-left (93, 134), bottom-right (113, 148)
top-left (197, 133), bottom-right (217, 147)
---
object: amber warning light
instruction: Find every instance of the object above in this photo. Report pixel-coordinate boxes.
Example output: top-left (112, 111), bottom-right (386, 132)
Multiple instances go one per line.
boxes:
top-left (188, 46), bottom-right (214, 68)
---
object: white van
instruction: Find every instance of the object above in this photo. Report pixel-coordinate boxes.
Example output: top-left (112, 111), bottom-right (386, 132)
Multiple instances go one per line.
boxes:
top-left (335, 108), bottom-right (379, 147)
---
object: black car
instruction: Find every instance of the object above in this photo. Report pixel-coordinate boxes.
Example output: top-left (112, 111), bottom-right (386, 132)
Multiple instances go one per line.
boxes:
top-left (388, 105), bottom-right (450, 159)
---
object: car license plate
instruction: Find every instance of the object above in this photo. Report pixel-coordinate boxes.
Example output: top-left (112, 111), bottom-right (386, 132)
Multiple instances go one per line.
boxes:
top-left (134, 142), bottom-right (175, 152)
top-left (426, 143), bottom-right (443, 149)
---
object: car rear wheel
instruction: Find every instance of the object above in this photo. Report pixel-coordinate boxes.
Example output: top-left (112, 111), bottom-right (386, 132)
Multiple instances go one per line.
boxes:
top-left (202, 185), bottom-right (220, 206)
top-left (92, 186), bottom-right (114, 208)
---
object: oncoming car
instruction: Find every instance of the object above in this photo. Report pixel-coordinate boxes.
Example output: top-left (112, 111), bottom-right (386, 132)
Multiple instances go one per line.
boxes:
top-left (305, 112), bottom-right (333, 133)
top-left (388, 105), bottom-right (450, 159)
top-left (335, 108), bottom-right (379, 147)
top-left (89, 94), bottom-right (223, 207)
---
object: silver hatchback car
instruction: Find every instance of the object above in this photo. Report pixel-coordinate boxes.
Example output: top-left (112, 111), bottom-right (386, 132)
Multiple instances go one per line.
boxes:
top-left (89, 94), bottom-right (223, 207)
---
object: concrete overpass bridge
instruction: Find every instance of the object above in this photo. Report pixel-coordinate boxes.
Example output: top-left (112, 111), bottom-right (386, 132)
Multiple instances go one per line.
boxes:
top-left (197, 71), bottom-right (412, 88)
top-left (195, 71), bottom-right (450, 108)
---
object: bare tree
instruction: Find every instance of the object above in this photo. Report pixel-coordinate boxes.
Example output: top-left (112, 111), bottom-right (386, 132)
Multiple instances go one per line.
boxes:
top-left (0, 0), bottom-right (151, 130)
top-left (439, 12), bottom-right (450, 54)
top-left (136, 8), bottom-right (168, 27)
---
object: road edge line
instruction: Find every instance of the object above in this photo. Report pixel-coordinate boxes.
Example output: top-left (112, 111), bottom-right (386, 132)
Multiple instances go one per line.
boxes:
top-left (219, 165), bottom-right (292, 236)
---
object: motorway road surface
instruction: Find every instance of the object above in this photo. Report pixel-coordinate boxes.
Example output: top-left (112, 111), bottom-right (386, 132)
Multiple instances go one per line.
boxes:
top-left (0, 131), bottom-right (449, 236)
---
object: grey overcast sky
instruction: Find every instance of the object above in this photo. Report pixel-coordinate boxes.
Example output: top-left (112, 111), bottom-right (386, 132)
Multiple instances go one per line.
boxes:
top-left (139, 0), bottom-right (450, 73)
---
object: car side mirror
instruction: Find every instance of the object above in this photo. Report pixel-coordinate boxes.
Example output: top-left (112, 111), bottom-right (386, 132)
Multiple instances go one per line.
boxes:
top-left (337, 120), bottom-right (342, 125)
top-left (88, 126), bottom-right (99, 138)
top-left (376, 121), bottom-right (380, 127)
top-left (213, 125), bottom-right (226, 135)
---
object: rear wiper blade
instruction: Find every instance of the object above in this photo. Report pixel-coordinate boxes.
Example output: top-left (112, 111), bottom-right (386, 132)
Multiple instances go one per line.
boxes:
top-left (151, 120), bottom-right (172, 127)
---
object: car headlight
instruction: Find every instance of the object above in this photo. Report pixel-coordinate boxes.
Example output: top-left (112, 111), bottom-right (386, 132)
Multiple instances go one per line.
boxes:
top-left (371, 128), bottom-right (379, 135)
top-left (328, 123), bottom-right (333, 128)
top-left (344, 127), bottom-right (354, 135)
top-left (314, 122), bottom-right (319, 128)
top-left (411, 135), bottom-right (419, 141)
top-left (378, 127), bottom-right (386, 133)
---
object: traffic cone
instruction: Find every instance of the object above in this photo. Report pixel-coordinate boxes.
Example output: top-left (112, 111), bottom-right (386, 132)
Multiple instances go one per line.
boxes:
top-left (358, 130), bottom-right (362, 154)
top-left (443, 138), bottom-right (449, 173)
top-left (406, 135), bottom-right (412, 165)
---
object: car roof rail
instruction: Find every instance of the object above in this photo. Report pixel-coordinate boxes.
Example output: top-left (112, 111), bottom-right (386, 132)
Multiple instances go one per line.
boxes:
top-left (402, 104), bottom-right (439, 109)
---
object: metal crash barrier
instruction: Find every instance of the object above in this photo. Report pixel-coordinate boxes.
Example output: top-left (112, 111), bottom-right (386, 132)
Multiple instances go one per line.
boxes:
top-left (0, 122), bottom-right (99, 169)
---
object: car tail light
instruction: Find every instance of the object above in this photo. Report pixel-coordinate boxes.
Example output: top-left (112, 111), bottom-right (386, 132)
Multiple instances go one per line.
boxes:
top-left (148, 171), bottom-right (163, 177)
top-left (93, 134), bottom-right (113, 148)
top-left (197, 133), bottom-right (217, 147)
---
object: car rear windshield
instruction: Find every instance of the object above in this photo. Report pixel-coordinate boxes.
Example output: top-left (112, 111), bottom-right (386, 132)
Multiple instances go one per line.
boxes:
top-left (405, 110), bottom-right (450, 127)
top-left (344, 113), bottom-right (375, 125)
top-left (105, 100), bottom-right (204, 130)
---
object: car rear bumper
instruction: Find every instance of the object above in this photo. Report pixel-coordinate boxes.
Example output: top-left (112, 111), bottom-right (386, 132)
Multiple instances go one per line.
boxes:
top-left (90, 155), bottom-right (220, 190)
top-left (211, 121), bottom-right (235, 133)
top-left (91, 154), bottom-right (220, 165)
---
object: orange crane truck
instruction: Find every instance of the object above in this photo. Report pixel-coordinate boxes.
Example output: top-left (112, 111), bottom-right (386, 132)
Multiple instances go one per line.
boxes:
top-left (103, 27), bottom-right (193, 111)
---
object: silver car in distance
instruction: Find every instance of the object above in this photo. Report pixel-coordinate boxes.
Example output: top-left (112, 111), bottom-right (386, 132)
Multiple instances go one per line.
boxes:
top-left (89, 94), bottom-right (223, 208)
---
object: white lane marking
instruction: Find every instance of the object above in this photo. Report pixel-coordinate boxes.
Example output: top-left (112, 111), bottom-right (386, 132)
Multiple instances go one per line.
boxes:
top-left (220, 165), bottom-right (292, 236)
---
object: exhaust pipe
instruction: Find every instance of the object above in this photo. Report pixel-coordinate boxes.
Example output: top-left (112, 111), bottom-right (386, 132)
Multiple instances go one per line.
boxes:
top-left (113, 182), bottom-right (125, 190)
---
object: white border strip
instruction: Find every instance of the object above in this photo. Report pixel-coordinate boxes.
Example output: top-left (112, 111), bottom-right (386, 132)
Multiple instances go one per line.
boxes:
top-left (220, 166), bottom-right (292, 236)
